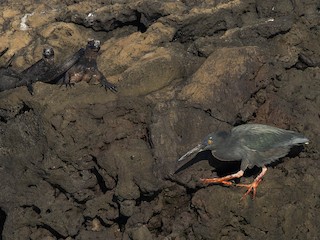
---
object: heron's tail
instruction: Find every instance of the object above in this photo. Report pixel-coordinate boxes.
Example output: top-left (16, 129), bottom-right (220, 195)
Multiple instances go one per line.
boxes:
top-left (291, 136), bottom-right (309, 145)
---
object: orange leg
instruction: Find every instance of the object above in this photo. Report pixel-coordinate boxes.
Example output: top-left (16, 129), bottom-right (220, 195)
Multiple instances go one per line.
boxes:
top-left (236, 166), bottom-right (267, 200)
top-left (200, 170), bottom-right (244, 186)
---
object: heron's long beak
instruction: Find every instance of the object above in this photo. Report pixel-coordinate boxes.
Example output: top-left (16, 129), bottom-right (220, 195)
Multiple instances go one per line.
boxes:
top-left (177, 144), bottom-right (203, 162)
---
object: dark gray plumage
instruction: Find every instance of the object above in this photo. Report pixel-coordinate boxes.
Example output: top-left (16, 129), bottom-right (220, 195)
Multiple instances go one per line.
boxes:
top-left (177, 124), bottom-right (309, 199)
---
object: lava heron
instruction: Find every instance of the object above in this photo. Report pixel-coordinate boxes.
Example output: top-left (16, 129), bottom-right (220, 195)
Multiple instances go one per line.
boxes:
top-left (177, 124), bottom-right (309, 199)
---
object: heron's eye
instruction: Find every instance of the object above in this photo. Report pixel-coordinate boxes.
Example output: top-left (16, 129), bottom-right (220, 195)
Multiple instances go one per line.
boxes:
top-left (207, 139), bottom-right (213, 145)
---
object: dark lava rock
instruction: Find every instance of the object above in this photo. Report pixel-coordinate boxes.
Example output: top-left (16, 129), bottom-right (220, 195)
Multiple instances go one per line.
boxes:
top-left (0, 0), bottom-right (320, 240)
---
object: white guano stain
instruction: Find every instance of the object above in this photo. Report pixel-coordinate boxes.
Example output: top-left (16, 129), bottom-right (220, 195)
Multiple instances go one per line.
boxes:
top-left (20, 12), bottom-right (34, 31)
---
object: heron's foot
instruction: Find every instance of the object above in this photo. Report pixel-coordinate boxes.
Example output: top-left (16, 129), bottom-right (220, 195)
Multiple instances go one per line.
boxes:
top-left (237, 166), bottom-right (267, 200)
top-left (236, 178), bottom-right (262, 200)
top-left (200, 178), bottom-right (233, 186)
top-left (200, 170), bottom-right (244, 187)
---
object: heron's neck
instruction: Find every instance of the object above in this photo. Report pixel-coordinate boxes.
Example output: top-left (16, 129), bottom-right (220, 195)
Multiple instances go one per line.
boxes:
top-left (212, 133), bottom-right (242, 161)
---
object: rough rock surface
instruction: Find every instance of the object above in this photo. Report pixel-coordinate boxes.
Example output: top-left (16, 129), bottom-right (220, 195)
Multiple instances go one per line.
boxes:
top-left (0, 0), bottom-right (319, 239)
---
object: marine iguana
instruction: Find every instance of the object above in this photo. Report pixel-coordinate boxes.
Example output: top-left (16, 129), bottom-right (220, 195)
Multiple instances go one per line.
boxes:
top-left (0, 46), bottom-right (55, 93)
top-left (0, 46), bottom-right (85, 94)
top-left (15, 47), bottom-right (85, 92)
top-left (61, 39), bottom-right (117, 92)
top-left (17, 46), bottom-right (55, 93)
top-left (0, 47), bottom-right (23, 91)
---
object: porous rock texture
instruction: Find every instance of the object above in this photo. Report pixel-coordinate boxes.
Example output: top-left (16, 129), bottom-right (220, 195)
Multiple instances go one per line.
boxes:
top-left (0, 0), bottom-right (319, 239)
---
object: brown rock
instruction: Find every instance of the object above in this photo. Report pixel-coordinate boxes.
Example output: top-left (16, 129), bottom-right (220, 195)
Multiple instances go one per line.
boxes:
top-left (130, 225), bottom-right (153, 240)
top-left (0, 1), bottom-right (319, 239)
top-left (179, 46), bottom-right (269, 123)
top-left (118, 47), bottom-right (185, 96)
top-left (99, 22), bottom-right (176, 76)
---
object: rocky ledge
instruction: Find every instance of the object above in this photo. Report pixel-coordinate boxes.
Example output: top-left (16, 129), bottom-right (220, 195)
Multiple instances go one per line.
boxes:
top-left (0, 0), bottom-right (319, 239)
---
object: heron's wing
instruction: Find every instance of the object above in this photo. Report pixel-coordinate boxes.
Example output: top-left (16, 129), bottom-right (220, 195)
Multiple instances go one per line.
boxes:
top-left (232, 124), bottom-right (308, 152)
top-left (241, 145), bottom-right (292, 168)
top-left (232, 124), bottom-right (308, 168)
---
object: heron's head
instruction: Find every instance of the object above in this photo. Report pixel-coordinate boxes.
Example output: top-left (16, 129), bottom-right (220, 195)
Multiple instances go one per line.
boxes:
top-left (201, 131), bottom-right (228, 151)
top-left (177, 131), bottom-right (228, 162)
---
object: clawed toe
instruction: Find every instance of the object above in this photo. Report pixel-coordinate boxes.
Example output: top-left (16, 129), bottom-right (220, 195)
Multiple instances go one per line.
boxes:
top-left (101, 83), bottom-right (117, 92)
top-left (200, 178), bottom-right (233, 186)
top-left (236, 178), bottom-right (262, 200)
top-left (59, 82), bottom-right (75, 88)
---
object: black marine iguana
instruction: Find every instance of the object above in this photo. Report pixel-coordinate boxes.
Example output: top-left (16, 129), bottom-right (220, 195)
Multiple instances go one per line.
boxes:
top-left (16, 46), bottom-right (55, 93)
top-left (61, 39), bottom-right (117, 92)
top-left (15, 47), bottom-right (85, 92)
top-left (0, 46), bottom-right (56, 93)
top-left (0, 46), bottom-right (84, 94)
top-left (0, 47), bottom-right (24, 92)
top-left (0, 40), bottom-right (117, 94)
